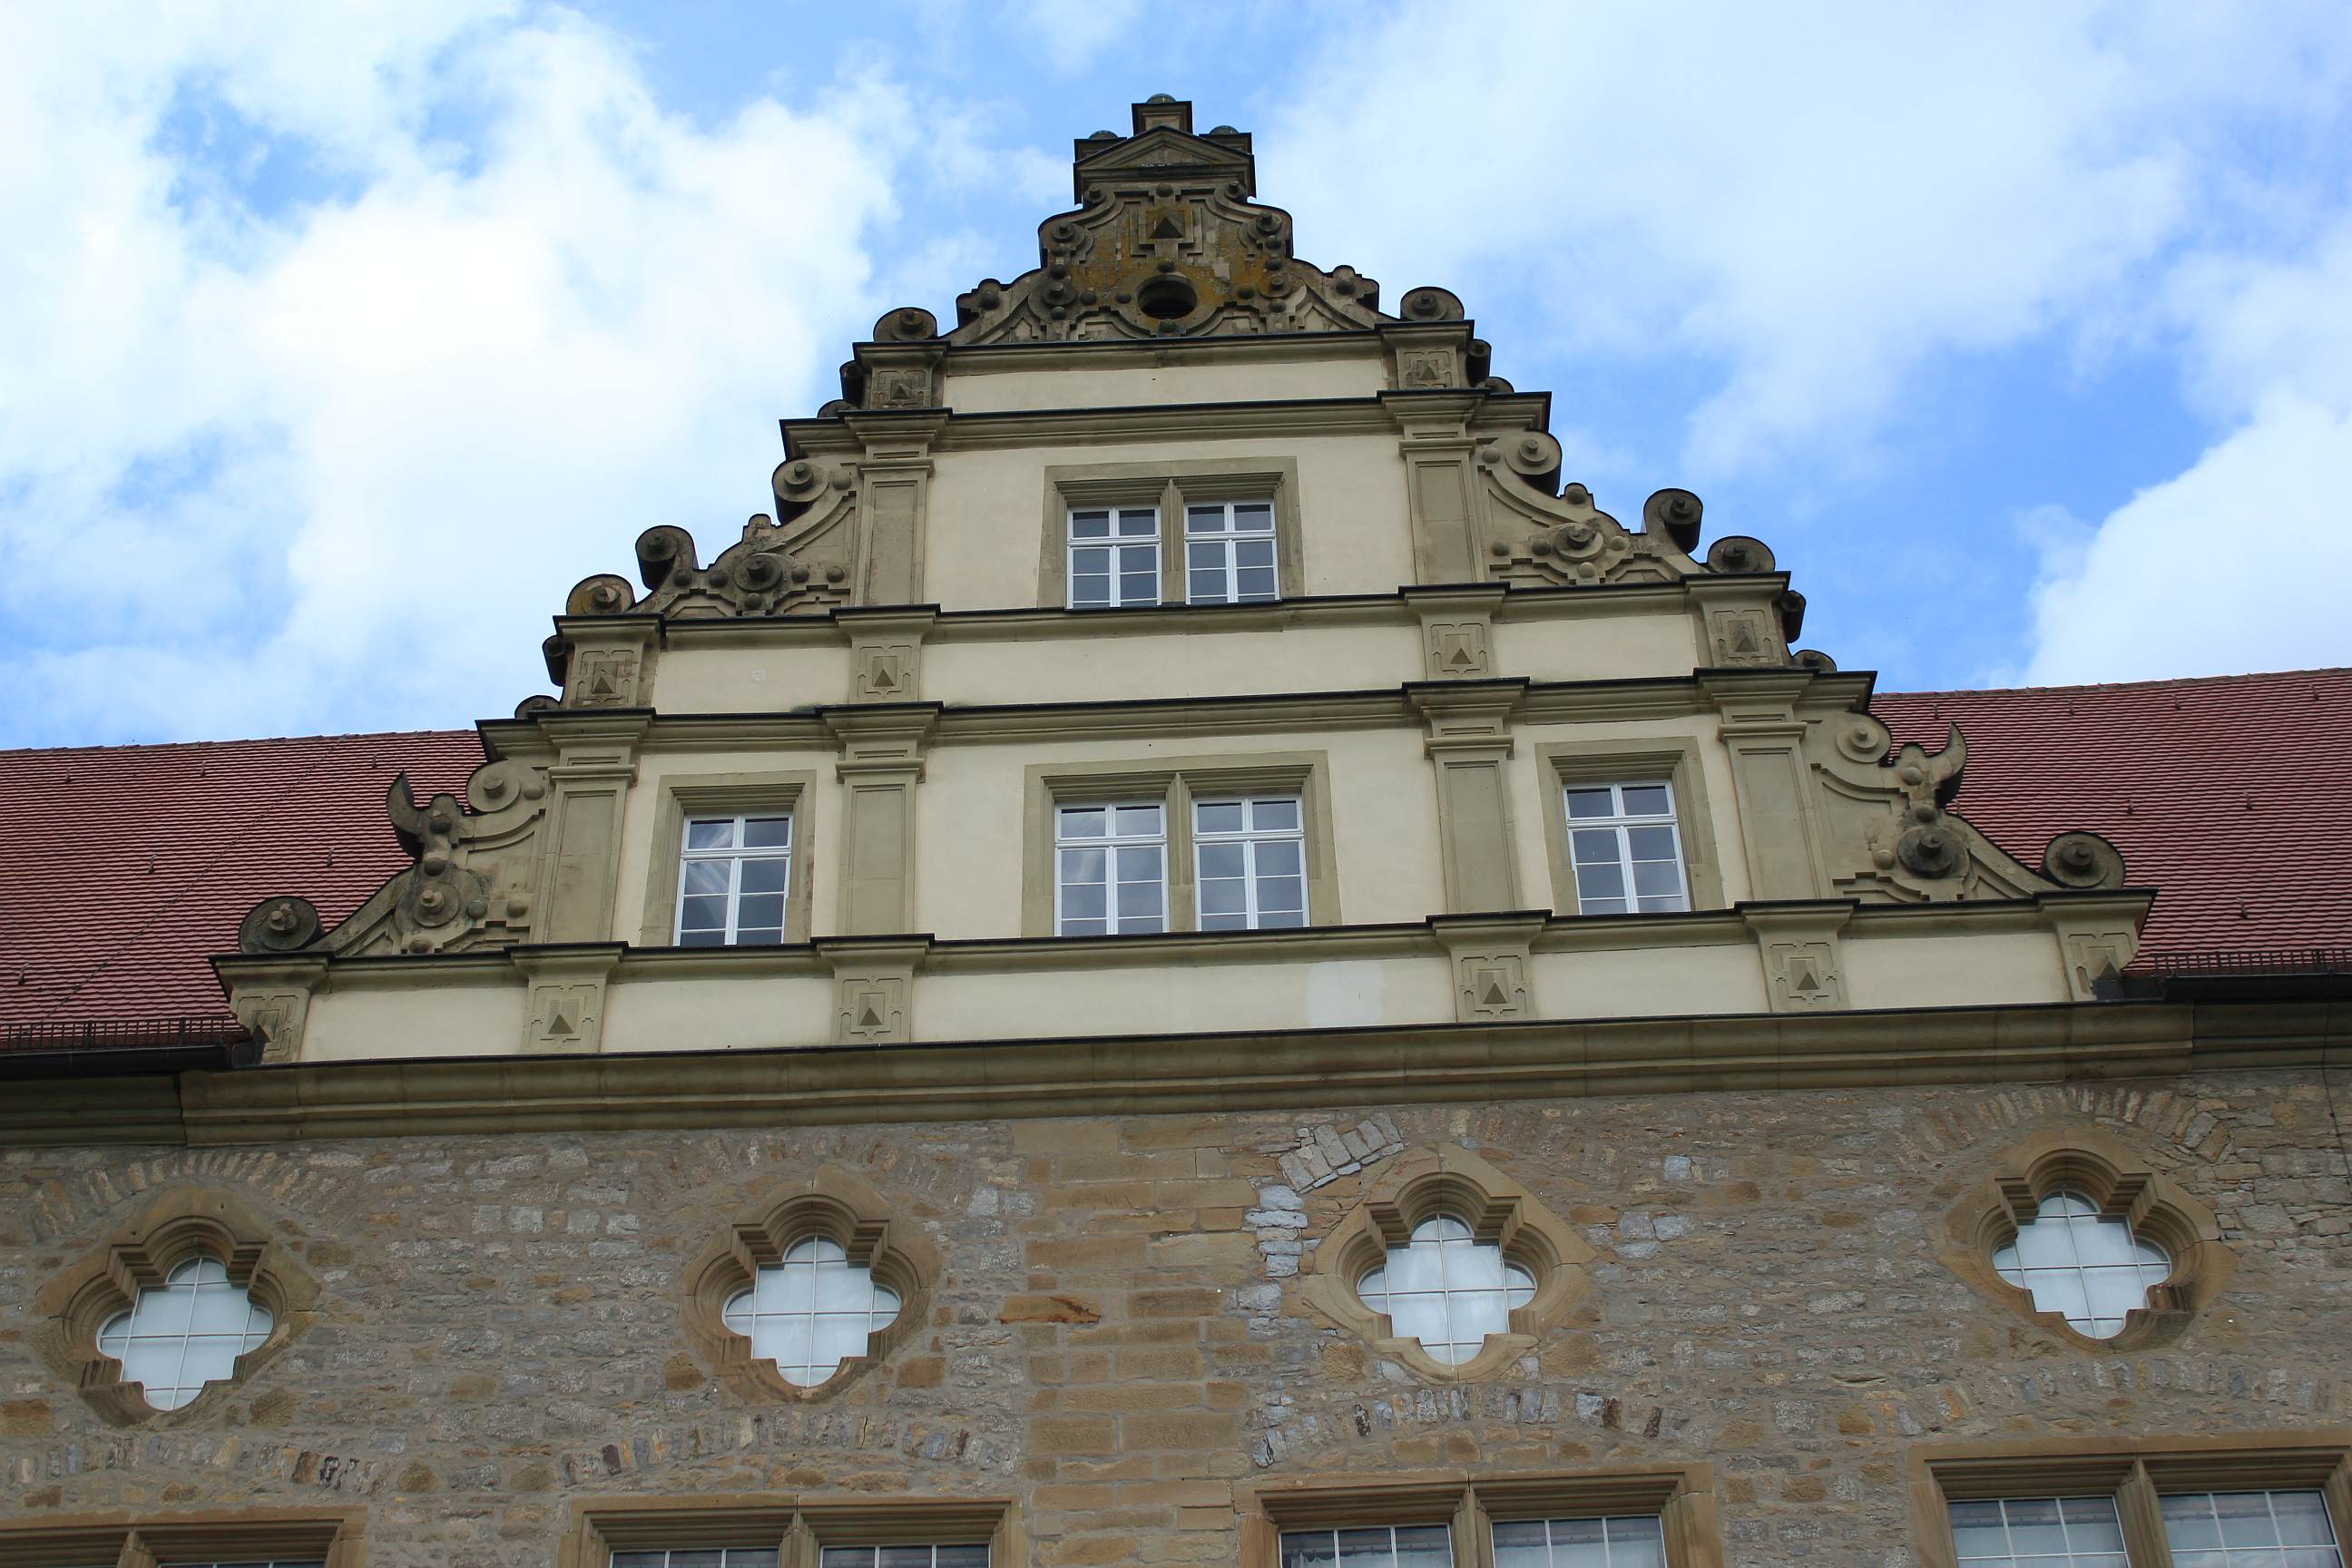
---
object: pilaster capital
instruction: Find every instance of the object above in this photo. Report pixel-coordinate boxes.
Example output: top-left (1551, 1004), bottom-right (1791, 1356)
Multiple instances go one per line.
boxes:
top-left (509, 941), bottom-right (627, 1054)
top-left (816, 936), bottom-right (932, 1044)
top-left (1406, 678), bottom-right (1528, 758)
top-left (821, 701), bottom-right (941, 779)
top-left (1740, 900), bottom-right (1856, 1014)
top-left (835, 606), bottom-right (941, 703)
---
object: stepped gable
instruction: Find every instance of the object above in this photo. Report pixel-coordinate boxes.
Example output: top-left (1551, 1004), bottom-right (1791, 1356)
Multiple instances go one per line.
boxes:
top-left (1874, 668), bottom-right (2352, 965)
top-left (0, 730), bottom-right (479, 1034)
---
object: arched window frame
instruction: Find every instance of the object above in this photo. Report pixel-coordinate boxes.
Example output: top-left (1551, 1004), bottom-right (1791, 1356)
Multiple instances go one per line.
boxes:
top-left (30, 1188), bottom-right (319, 1426)
top-left (1298, 1144), bottom-right (1592, 1384)
top-left (1939, 1126), bottom-right (2231, 1353)
top-left (681, 1166), bottom-right (936, 1402)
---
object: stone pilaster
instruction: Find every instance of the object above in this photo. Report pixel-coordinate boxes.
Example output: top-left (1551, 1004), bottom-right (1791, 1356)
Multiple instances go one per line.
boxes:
top-left (838, 606), bottom-right (939, 703)
top-left (847, 411), bottom-right (946, 605)
top-left (534, 713), bottom-right (649, 944)
top-left (1432, 912), bottom-right (1545, 1023)
top-left (1403, 584), bottom-right (1507, 681)
top-left (824, 703), bottom-right (940, 936)
top-left (510, 943), bottom-right (625, 1055)
top-left (1701, 671), bottom-right (1828, 903)
top-left (818, 936), bottom-right (928, 1044)
top-left (1407, 680), bottom-right (1529, 914)
top-left (1384, 391), bottom-right (1487, 584)
top-left (1740, 903), bottom-right (1854, 1014)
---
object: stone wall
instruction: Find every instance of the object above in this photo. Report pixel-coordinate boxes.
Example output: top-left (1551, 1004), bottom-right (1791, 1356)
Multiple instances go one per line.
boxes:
top-left (4, 1069), bottom-right (2348, 1567)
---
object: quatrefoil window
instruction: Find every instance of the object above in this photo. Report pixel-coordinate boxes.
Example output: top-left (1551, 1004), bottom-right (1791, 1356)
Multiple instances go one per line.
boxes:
top-left (1357, 1214), bottom-right (1538, 1365)
top-left (1991, 1190), bottom-right (2172, 1339)
top-left (721, 1235), bottom-right (904, 1387)
top-left (97, 1254), bottom-right (275, 1410)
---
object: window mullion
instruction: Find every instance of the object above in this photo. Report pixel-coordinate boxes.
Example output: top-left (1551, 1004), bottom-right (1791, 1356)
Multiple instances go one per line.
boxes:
top-left (2118, 1460), bottom-right (2175, 1568)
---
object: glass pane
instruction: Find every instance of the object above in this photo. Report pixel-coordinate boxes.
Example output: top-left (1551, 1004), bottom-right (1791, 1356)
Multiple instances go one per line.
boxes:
top-left (1571, 828), bottom-right (1621, 866)
top-left (1233, 502), bottom-right (1275, 530)
top-left (1336, 1530), bottom-right (1393, 1567)
top-left (740, 858), bottom-right (789, 894)
top-left (1490, 1520), bottom-right (1548, 1568)
top-left (1114, 507), bottom-right (1158, 536)
top-left (1070, 510), bottom-right (1110, 538)
top-left (1238, 567), bottom-right (1279, 599)
top-left (1632, 860), bottom-right (1682, 898)
top-left (1195, 800), bottom-right (1245, 834)
top-left (1256, 907), bottom-right (1306, 929)
top-left (878, 1550), bottom-right (934, 1568)
top-left (1059, 807), bottom-right (1108, 839)
top-left (1191, 570), bottom-right (1228, 602)
top-left (679, 894), bottom-right (729, 933)
top-left (1116, 845), bottom-right (1162, 882)
top-left (2270, 1493), bottom-right (2338, 1547)
top-left (2215, 1493), bottom-right (2284, 1547)
top-left (1199, 842), bottom-right (1246, 878)
top-left (1186, 504), bottom-right (1225, 532)
top-left (1393, 1524), bottom-right (1452, 1568)
top-left (1253, 798), bottom-right (1300, 830)
top-left (1574, 863), bottom-right (1625, 902)
top-left (736, 893), bottom-right (785, 929)
top-left (1189, 541), bottom-right (1225, 568)
top-left (1061, 882), bottom-right (1107, 920)
top-left (1061, 846), bottom-right (1107, 883)
top-left (934, 1548), bottom-right (990, 1568)
top-left (1200, 878), bottom-right (1246, 916)
top-left (1257, 877), bottom-right (1305, 916)
top-left (1117, 879), bottom-right (1161, 918)
top-left (682, 860), bottom-right (730, 896)
top-left (1114, 804), bottom-right (1162, 835)
top-left (1625, 825), bottom-right (1678, 861)
top-left (1280, 1534), bottom-right (1339, 1568)
top-left (686, 819), bottom-right (734, 850)
top-left (1071, 545), bottom-right (1109, 574)
top-left (1256, 840), bottom-right (1303, 877)
top-left (743, 816), bottom-right (791, 848)
top-left (1622, 784), bottom-right (1671, 815)
top-left (2060, 1495), bottom-right (2127, 1550)
top-left (1565, 787), bottom-right (1615, 818)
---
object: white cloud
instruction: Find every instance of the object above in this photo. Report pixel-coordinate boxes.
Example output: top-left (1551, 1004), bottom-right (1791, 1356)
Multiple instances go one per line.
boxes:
top-left (1260, 3), bottom-right (2352, 477)
top-left (2023, 397), bottom-right (2352, 681)
top-left (0, 2), bottom-right (917, 742)
top-left (1004, 0), bottom-right (1143, 76)
top-left (2021, 214), bottom-right (2352, 681)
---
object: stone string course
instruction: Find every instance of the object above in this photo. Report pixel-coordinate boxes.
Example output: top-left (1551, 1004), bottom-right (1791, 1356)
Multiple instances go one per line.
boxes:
top-left (4, 1072), bottom-right (2348, 1567)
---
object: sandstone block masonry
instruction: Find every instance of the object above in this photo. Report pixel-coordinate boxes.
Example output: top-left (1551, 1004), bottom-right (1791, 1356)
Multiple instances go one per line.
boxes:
top-left (4, 1070), bottom-right (2348, 1567)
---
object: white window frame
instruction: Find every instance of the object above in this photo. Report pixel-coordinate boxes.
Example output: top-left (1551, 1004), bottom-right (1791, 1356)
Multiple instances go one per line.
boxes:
top-left (1191, 793), bottom-right (1307, 930)
top-left (1183, 497), bottom-right (1280, 604)
top-left (720, 1235), bottom-right (903, 1389)
top-left (674, 812), bottom-right (794, 946)
top-left (1561, 780), bottom-right (1690, 916)
top-left (2158, 1489), bottom-right (2345, 1563)
top-left (1490, 1513), bottom-right (1671, 1568)
top-left (819, 1548), bottom-right (992, 1568)
top-left (1065, 504), bottom-right (1161, 608)
top-left (1991, 1189), bottom-right (2172, 1340)
top-left (1278, 1524), bottom-right (1455, 1568)
top-left (1355, 1213), bottom-right (1538, 1367)
top-left (1054, 801), bottom-right (1170, 936)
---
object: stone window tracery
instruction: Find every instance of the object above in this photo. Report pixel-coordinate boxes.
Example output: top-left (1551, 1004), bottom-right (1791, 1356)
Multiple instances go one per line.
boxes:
top-left (96, 1254), bottom-right (275, 1411)
top-left (31, 1187), bottom-right (319, 1426)
top-left (1938, 1126), bottom-right (2230, 1352)
top-left (1298, 1143), bottom-right (1592, 1383)
top-left (720, 1234), bottom-right (904, 1387)
top-left (1990, 1191), bottom-right (2172, 1340)
top-left (681, 1167), bottom-right (936, 1402)
top-left (1356, 1214), bottom-right (1538, 1365)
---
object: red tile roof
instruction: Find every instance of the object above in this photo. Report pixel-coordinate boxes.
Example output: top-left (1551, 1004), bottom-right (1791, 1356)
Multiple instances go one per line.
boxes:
top-left (0, 730), bottom-right (483, 1034)
top-left (1, 669), bottom-right (2343, 1041)
top-left (1872, 668), bottom-right (2352, 965)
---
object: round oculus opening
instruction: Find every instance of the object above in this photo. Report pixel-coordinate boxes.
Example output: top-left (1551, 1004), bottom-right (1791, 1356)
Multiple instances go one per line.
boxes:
top-left (1135, 274), bottom-right (1199, 320)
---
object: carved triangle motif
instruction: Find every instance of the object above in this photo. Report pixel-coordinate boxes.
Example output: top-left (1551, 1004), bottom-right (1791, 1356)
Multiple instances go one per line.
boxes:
top-left (544, 1008), bottom-right (576, 1038)
top-left (1788, 960), bottom-right (1819, 993)
top-left (858, 1001), bottom-right (884, 1029)
top-left (1479, 976), bottom-right (1510, 1007)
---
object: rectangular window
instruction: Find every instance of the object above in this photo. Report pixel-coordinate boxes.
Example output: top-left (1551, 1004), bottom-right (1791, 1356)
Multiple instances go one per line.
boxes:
top-left (1492, 1514), bottom-right (1668, 1568)
top-left (819, 1548), bottom-right (990, 1568)
top-left (1185, 498), bottom-right (1279, 603)
top-left (1563, 781), bottom-right (1689, 915)
top-left (611, 1556), bottom-right (779, 1568)
top-left (1945, 1496), bottom-right (2130, 1567)
top-left (1067, 505), bottom-right (1161, 607)
top-left (1193, 794), bottom-right (1305, 930)
top-left (1055, 802), bottom-right (1168, 936)
top-left (2160, 1490), bottom-right (2344, 1565)
top-left (675, 813), bottom-right (793, 946)
top-left (1279, 1524), bottom-right (1454, 1568)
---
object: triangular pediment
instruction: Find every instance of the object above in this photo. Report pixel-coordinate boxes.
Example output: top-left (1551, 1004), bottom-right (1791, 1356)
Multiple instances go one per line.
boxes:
top-left (1072, 123), bottom-right (1253, 201)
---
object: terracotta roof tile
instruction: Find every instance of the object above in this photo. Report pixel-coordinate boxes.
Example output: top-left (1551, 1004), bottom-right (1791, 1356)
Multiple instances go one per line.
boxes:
top-left (0, 730), bottom-right (482, 1033)
top-left (1873, 668), bottom-right (2352, 965)
top-left (3, 668), bottom-right (2344, 1040)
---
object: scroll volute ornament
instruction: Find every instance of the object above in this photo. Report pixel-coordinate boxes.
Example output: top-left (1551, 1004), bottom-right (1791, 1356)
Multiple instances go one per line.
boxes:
top-left (1297, 1143), bottom-right (1594, 1385)
top-left (30, 1186), bottom-right (323, 1426)
top-left (240, 757), bottom-right (552, 960)
top-left (1475, 452), bottom-right (1712, 587)
top-left (1938, 1125), bottom-right (2230, 1353)
top-left (678, 1165), bottom-right (939, 1403)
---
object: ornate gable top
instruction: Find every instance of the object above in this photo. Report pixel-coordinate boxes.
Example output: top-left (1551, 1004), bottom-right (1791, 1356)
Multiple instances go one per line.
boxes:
top-left (929, 94), bottom-right (1391, 346)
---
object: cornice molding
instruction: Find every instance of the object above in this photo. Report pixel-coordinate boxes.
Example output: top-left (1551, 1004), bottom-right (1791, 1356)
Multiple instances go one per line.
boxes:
top-left (8, 996), bottom-right (2306, 1147)
top-left (783, 391), bottom-right (1556, 456)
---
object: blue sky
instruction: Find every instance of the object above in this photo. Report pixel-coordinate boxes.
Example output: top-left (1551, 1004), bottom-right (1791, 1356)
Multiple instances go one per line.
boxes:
top-left (4, 2), bottom-right (2350, 746)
